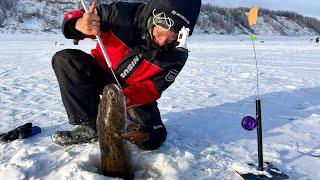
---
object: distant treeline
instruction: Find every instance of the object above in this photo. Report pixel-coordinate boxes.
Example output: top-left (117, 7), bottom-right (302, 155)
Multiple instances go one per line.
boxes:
top-left (0, 0), bottom-right (14, 25)
top-left (1, 0), bottom-right (319, 35)
top-left (198, 4), bottom-right (320, 35)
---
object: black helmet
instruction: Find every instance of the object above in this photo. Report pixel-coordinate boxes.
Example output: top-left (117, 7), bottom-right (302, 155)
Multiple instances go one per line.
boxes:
top-left (139, 0), bottom-right (201, 36)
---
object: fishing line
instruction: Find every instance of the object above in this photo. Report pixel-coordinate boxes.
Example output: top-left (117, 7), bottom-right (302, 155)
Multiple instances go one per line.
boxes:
top-left (251, 37), bottom-right (260, 100)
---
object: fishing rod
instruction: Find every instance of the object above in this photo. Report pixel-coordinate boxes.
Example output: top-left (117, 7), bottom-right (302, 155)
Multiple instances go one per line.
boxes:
top-left (238, 7), bottom-right (289, 179)
top-left (80, 0), bottom-right (122, 88)
top-left (240, 33), bottom-right (290, 178)
top-left (240, 6), bottom-right (263, 171)
top-left (241, 35), bottom-right (264, 170)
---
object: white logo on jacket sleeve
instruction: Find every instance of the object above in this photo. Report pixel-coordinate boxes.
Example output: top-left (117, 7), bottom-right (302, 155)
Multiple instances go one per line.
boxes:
top-left (165, 69), bottom-right (179, 82)
top-left (120, 54), bottom-right (142, 78)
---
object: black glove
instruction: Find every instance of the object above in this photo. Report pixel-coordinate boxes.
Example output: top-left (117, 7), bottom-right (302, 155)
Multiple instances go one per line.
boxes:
top-left (0, 123), bottom-right (41, 143)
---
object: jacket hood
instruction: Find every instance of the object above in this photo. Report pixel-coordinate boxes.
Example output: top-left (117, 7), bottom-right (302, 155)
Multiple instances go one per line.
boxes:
top-left (138, 0), bottom-right (201, 36)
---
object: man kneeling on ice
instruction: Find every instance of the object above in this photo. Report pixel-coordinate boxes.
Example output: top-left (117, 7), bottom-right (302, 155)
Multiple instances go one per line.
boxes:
top-left (51, 0), bottom-right (201, 150)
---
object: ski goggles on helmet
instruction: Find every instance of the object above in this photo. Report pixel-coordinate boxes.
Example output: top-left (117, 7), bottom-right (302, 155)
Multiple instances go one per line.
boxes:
top-left (150, 10), bottom-right (190, 50)
top-left (152, 9), bottom-right (175, 32)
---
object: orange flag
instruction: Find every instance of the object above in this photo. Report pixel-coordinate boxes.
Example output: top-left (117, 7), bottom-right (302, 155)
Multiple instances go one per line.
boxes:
top-left (248, 6), bottom-right (259, 26)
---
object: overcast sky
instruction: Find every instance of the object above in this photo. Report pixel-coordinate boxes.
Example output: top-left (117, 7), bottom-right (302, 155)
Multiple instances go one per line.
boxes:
top-left (203, 0), bottom-right (320, 19)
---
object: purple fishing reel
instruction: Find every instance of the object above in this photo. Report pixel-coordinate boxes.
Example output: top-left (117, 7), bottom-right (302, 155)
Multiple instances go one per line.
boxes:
top-left (241, 116), bottom-right (257, 131)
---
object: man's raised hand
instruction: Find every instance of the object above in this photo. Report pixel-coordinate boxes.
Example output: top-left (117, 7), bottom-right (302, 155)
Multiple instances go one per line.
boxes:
top-left (75, 1), bottom-right (101, 36)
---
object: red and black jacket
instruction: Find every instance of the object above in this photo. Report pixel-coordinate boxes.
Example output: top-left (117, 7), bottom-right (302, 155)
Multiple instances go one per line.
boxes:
top-left (62, 2), bottom-right (188, 108)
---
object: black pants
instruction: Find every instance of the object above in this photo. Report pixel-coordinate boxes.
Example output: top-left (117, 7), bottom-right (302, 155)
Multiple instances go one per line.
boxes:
top-left (52, 49), bottom-right (167, 150)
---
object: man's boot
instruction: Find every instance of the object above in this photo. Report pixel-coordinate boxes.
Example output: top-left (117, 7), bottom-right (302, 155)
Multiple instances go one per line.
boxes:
top-left (52, 124), bottom-right (97, 146)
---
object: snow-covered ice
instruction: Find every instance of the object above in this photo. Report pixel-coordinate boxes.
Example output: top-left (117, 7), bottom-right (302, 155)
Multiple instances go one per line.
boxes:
top-left (0, 33), bottom-right (319, 179)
